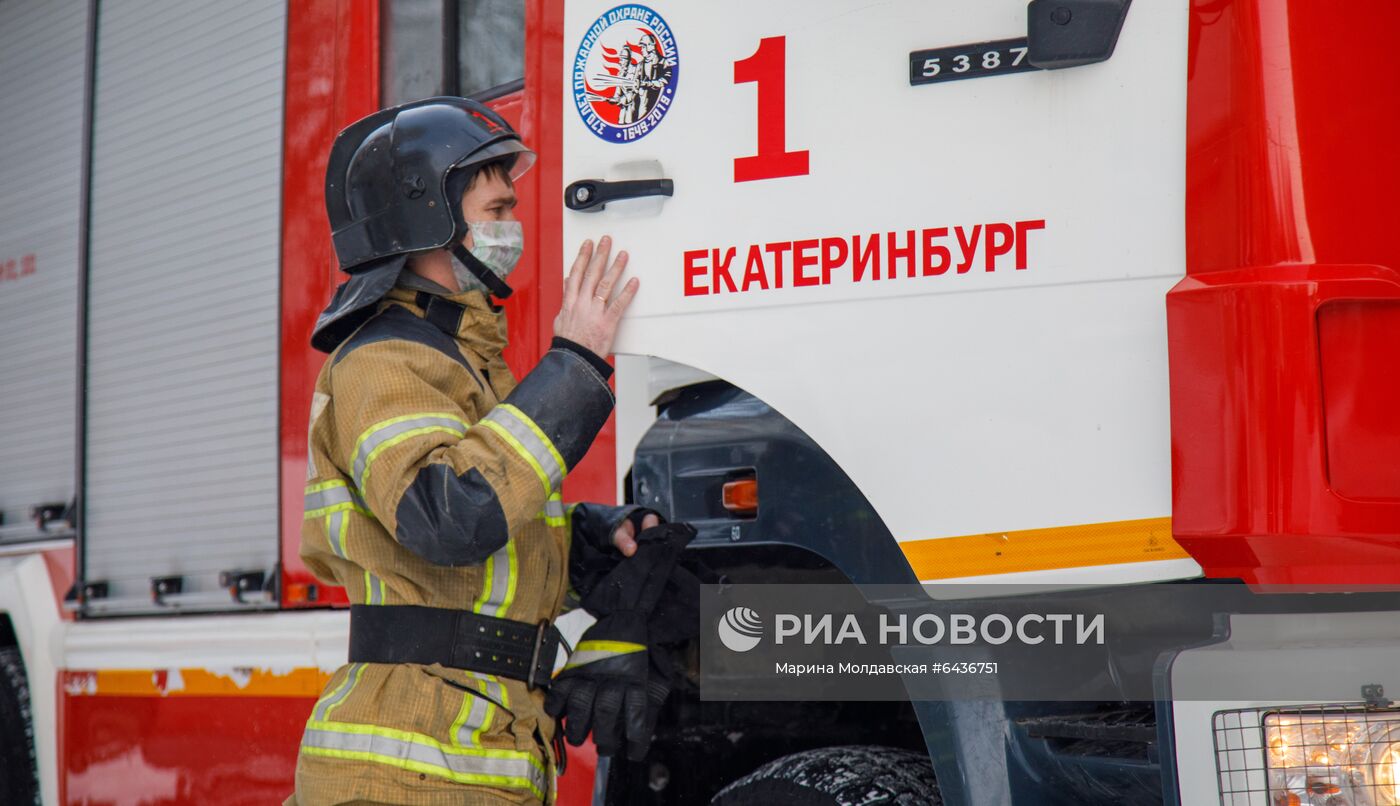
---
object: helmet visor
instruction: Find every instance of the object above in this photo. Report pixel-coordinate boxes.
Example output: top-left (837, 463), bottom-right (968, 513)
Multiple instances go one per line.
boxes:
top-left (452, 138), bottom-right (537, 183)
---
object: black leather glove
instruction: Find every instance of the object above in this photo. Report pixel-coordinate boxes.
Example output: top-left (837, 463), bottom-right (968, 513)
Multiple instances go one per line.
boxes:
top-left (546, 522), bottom-right (696, 759)
top-left (648, 553), bottom-right (725, 646)
top-left (630, 553), bottom-right (724, 751)
top-left (568, 503), bottom-right (662, 600)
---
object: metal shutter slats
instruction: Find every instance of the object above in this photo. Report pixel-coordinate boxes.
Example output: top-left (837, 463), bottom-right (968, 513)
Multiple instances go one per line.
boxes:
top-left (84, 0), bottom-right (287, 614)
top-left (0, 0), bottom-right (87, 537)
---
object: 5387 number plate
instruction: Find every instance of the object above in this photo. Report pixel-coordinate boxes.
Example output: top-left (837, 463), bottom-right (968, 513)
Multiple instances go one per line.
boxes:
top-left (909, 37), bottom-right (1038, 86)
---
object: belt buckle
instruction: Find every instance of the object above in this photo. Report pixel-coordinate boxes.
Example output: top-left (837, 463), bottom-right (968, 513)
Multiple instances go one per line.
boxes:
top-left (527, 619), bottom-right (550, 691)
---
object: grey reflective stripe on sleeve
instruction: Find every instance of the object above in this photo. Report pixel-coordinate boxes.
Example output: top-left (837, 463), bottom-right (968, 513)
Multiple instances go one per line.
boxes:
top-left (350, 413), bottom-right (469, 490)
top-left (541, 496), bottom-right (567, 527)
top-left (301, 722), bottom-right (546, 797)
top-left (304, 480), bottom-right (367, 518)
top-left (480, 405), bottom-right (566, 495)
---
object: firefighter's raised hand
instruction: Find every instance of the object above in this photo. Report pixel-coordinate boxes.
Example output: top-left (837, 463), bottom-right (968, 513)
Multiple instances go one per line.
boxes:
top-left (555, 236), bottom-right (639, 357)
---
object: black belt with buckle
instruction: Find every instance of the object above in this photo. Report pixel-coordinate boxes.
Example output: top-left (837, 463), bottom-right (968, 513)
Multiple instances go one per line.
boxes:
top-left (348, 604), bottom-right (561, 689)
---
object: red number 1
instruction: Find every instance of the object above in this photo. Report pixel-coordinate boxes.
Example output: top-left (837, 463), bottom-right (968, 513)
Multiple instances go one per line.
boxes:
top-left (733, 36), bottom-right (810, 183)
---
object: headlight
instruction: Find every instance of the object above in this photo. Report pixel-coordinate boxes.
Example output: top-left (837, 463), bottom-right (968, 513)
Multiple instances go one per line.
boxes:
top-left (1376, 742), bottom-right (1400, 804)
top-left (1214, 706), bottom-right (1400, 806)
top-left (1262, 710), bottom-right (1400, 806)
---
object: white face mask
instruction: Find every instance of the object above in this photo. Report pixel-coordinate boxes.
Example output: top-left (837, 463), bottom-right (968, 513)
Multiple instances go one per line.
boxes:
top-left (452, 220), bottom-right (524, 294)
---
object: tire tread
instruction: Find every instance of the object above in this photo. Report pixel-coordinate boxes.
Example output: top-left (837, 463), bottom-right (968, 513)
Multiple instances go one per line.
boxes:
top-left (0, 646), bottom-right (40, 806)
top-left (712, 745), bottom-right (940, 806)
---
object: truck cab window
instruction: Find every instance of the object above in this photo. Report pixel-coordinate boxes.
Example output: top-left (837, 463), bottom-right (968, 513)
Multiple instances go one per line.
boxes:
top-left (381, 0), bottom-right (444, 106)
top-left (457, 0), bottom-right (524, 98)
top-left (382, 0), bottom-right (523, 106)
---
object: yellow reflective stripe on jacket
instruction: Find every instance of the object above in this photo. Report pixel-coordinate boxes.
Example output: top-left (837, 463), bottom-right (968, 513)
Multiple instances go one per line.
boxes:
top-left (364, 571), bottom-right (386, 605)
top-left (300, 719), bottom-right (546, 799)
top-left (479, 406), bottom-right (565, 496)
top-left (312, 663), bottom-right (366, 722)
top-left (450, 673), bottom-right (506, 749)
top-left (497, 403), bottom-right (567, 481)
top-left (472, 538), bottom-right (518, 618)
top-left (305, 481), bottom-right (370, 560)
top-left (563, 640), bottom-right (645, 671)
top-left (350, 413), bottom-right (469, 492)
top-left (303, 480), bottom-right (369, 519)
top-left (327, 510), bottom-right (350, 560)
top-left (539, 493), bottom-right (567, 527)
top-left (477, 418), bottom-right (550, 496)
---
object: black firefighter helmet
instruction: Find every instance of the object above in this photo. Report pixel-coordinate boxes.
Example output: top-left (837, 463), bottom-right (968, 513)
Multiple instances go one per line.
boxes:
top-left (311, 96), bottom-right (536, 353)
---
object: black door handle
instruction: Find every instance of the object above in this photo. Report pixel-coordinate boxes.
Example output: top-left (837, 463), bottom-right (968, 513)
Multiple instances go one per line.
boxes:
top-left (1026, 0), bottom-right (1131, 69)
top-left (565, 178), bottom-right (673, 212)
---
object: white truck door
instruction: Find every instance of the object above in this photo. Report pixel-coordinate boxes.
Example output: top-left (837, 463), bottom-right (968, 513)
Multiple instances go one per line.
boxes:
top-left (562, 0), bottom-right (1201, 585)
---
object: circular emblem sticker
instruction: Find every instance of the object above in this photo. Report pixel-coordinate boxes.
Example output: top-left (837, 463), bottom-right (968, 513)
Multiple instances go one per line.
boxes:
top-left (573, 4), bottom-right (679, 142)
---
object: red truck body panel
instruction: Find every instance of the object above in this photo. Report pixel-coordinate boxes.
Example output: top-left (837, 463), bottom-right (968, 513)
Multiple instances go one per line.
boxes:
top-left (1171, 0), bottom-right (1400, 585)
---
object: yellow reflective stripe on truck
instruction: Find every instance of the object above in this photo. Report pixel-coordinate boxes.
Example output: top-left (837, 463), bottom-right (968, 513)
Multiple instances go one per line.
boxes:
top-left (67, 667), bottom-right (329, 698)
top-left (899, 517), bottom-right (1186, 580)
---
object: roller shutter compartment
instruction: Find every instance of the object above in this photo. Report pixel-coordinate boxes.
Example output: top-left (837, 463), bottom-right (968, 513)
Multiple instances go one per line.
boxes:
top-left (82, 0), bottom-right (287, 614)
top-left (0, 0), bottom-right (88, 543)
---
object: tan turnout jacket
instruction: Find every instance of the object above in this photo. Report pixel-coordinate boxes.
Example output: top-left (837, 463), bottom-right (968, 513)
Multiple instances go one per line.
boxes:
top-left (290, 285), bottom-right (618, 805)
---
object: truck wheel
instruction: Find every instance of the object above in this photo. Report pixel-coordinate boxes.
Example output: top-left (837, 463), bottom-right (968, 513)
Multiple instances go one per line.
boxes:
top-left (0, 647), bottom-right (40, 806)
top-left (711, 745), bottom-right (940, 806)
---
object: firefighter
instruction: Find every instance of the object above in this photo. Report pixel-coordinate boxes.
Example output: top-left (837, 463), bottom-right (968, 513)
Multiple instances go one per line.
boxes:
top-left (614, 53), bottom-right (641, 125)
top-left (287, 97), bottom-right (689, 805)
top-left (635, 32), bottom-right (670, 118)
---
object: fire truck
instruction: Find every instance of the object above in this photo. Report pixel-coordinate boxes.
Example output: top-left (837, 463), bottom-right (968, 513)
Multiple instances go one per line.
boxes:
top-left (1, 0), bottom-right (1398, 803)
